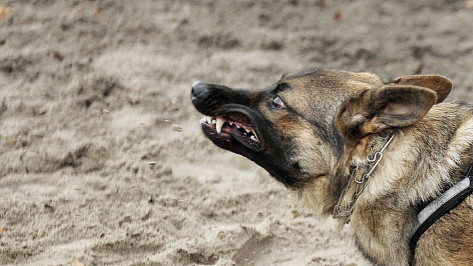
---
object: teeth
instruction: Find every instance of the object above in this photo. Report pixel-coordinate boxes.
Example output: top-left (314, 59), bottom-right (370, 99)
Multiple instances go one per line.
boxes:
top-left (200, 115), bottom-right (259, 142)
top-left (216, 118), bottom-right (224, 133)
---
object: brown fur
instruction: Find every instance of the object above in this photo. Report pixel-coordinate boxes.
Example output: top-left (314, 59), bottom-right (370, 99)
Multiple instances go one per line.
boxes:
top-left (191, 68), bottom-right (473, 265)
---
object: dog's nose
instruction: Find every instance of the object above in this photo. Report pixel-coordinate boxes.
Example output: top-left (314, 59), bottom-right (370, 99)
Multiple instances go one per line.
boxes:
top-left (191, 80), bottom-right (206, 100)
top-left (191, 81), bottom-right (231, 114)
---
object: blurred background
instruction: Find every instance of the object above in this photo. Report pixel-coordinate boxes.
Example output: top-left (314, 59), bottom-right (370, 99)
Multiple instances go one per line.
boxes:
top-left (0, 1), bottom-right (472, 265)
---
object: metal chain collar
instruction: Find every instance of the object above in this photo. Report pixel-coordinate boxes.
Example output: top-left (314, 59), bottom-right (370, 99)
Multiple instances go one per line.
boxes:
top-left (333, 134), bottom-right (395, 223)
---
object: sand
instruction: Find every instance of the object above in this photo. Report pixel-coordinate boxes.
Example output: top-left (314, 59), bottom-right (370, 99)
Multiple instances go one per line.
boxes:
top-left (1, 1), bottom-right (473, 265)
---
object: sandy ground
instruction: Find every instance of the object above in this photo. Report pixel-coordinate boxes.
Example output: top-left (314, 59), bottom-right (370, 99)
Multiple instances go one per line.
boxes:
top-left (1, 1), bottom-right (473, 265)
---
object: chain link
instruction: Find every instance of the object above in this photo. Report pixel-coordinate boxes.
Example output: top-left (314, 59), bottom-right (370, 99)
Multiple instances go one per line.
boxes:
top-left (333, 134), bottom-right (395, 221)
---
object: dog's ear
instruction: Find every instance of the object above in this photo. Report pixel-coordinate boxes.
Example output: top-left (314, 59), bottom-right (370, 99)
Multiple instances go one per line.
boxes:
top-left (390, 75), bottom-right (452, 103)
top-left (337, 85), bottom-right (437, 138)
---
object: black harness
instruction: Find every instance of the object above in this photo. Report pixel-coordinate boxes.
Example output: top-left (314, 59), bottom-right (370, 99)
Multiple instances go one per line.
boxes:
top-left (409, 165), bottom-right (473, 264)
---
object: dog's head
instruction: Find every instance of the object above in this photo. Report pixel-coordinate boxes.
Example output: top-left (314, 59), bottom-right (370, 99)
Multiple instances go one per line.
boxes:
top-left (191, 68), bottom-right (452, 189)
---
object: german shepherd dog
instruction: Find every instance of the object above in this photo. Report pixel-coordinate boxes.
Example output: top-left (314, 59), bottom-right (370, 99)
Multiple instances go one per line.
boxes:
top-left (190, 67), bottom-right (473, 265)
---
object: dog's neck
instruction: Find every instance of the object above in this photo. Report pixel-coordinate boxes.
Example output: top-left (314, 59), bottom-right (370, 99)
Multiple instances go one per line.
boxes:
top-left (332, 134), bottom-right (395, 223)
top-left (295, 132), bottom-right (396, 216)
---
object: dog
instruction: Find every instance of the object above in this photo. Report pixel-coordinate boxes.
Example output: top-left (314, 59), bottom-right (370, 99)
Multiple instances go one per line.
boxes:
top-left (190, 67), bottom-right (473, 265)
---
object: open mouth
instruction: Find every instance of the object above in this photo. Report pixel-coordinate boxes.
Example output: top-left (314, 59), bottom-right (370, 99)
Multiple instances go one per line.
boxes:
top-left (199, 111), bottom-right (262, 151)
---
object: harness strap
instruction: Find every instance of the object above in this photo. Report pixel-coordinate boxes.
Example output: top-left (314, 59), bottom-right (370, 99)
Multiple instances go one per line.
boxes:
top-left (409, 165), bottom-right (473, 263)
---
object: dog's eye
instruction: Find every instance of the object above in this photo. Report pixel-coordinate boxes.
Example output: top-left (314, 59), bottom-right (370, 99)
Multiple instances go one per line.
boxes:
top-left (272, 96), bottom-right (286, 109)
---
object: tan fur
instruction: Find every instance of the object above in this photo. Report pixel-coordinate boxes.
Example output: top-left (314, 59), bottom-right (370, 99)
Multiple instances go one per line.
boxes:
top-left (291, 71), bottom-right (473, 265)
